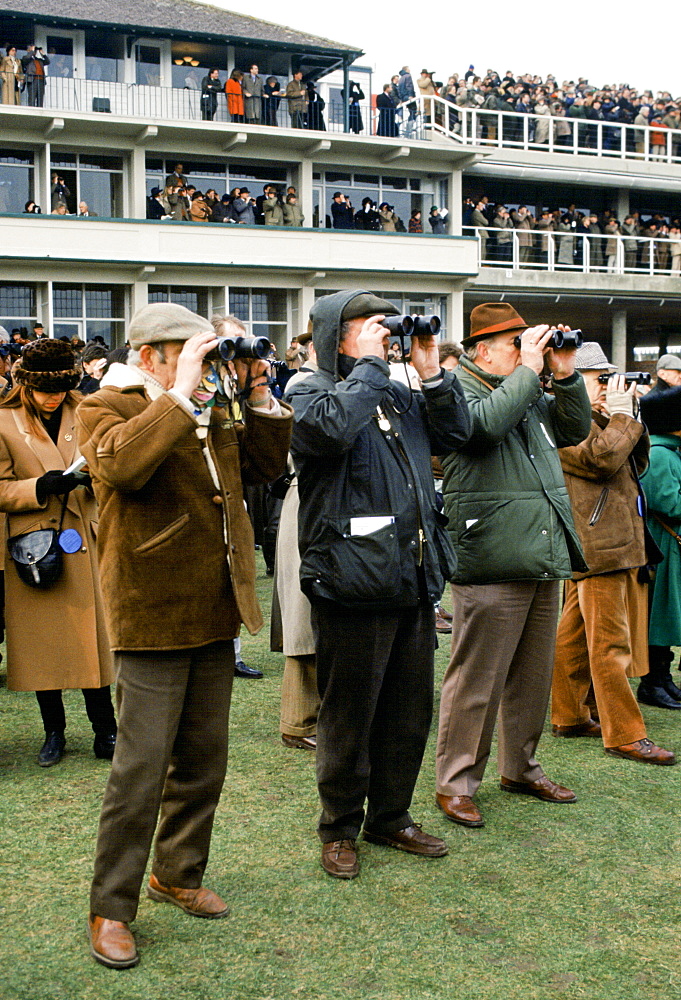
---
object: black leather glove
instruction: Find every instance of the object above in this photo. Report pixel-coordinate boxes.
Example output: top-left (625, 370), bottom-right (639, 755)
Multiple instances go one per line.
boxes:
top-left (36, 470), bottom-right (81, 504)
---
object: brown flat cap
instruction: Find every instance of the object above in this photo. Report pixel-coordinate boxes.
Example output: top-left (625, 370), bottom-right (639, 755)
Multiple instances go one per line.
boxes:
top-left (462, 302), bottom-right (528, 348)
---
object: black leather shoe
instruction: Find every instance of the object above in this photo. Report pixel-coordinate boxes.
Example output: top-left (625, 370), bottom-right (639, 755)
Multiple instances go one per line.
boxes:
top-left (234, 659), bottom-right (263, 679)
top-left (637, 683), bottom-right (681, 710)
top-left (39, 731), bottom-right (66, 767)
top-left (93, 733), bottom-right (117, 760)
top-left (662, 677), bottom-right (681, 702)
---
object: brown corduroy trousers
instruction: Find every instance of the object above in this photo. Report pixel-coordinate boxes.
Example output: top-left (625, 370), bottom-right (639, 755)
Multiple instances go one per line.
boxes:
top-left (280, 654), bottom-right (319, 737)
top-left (552, 569), bottom-right (648, 749)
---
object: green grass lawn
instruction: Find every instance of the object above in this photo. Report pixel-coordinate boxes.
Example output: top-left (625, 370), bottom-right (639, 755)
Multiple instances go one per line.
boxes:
top-left (1, 558), bottom-right (680, 1000)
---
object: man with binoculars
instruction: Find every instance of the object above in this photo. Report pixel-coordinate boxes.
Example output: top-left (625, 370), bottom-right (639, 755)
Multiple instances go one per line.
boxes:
top-left (288, 289), bottom-right (471, 879)
top-left (436, 302), bottom-right (592, 828)
top-left (77, 303), bottom-right (292, 968)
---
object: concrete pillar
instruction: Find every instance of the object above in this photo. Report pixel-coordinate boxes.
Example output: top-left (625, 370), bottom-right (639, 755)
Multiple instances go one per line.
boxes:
top-left (298, 158), bottom-right (313, 232)
top-left (129, 146), bottom-right (147, 219)
top-left (298, 286), bottom-right (315, 334)
top-left (39, 142), bottom-right (51, 216)
top-left (616, 189), bottom-right (629, 220)
top-left (448, 168), bottom-right (462, 235)
top-left (130, 279), bottom-right (150, 317)
top-left (446, 285), bottom-right (464, 342)
top-left (612, 309), bottom-right (627, 370)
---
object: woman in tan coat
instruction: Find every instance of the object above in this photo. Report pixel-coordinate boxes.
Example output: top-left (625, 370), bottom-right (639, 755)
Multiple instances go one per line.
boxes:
top-left (0, 340), bottom-right (115, 766)
top-left (1, 46), bottom-right (24, 105)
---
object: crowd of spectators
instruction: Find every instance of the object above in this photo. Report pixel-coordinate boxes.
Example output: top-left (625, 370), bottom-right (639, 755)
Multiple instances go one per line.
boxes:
top-left (464, 196), bottom-right (681, 272)
top-left (328, 191), bottom-right (447, 234)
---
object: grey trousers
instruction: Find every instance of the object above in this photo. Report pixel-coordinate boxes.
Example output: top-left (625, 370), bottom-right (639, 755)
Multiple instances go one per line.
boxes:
top-left (90, 641), bottom-right (234, 923)
top-left (313, 604), bottom-right (435, 842)
top-left (436, 581), bottom-right (559, 797)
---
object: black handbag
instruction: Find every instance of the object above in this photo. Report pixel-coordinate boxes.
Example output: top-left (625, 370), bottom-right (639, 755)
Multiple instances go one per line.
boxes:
top-left (7, 495), bottom-right (67, 589)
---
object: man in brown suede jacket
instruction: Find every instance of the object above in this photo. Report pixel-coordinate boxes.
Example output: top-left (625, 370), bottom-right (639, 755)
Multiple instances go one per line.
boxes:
top-left (77, 303), bottom-right (292, 969)
top-left (552, 342), bottom-right (675, 766)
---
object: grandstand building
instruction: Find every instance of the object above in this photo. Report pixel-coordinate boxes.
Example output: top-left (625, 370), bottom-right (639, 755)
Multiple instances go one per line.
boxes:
top-left (0, 0), bottom-right (679, 363)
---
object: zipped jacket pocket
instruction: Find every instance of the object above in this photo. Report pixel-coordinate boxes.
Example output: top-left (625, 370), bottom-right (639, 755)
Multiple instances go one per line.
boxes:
top-left (589, 487), bottom-right (609, 526)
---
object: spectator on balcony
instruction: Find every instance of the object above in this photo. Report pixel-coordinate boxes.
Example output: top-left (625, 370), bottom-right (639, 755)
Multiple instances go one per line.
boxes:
top-left (344, 80), bottom-right (365, 134)
top-left (254, 185), bottom-right (272, 225)
top-left (189, 191), bottom-right (211, 222)
top-left (146, 187), bottom-right (166, 220)
top-left (470, 200), bottom-right (489, 260)
top-left (165, 164), bottom-right (187, 188)
top-left (225, 69), bottom-right (245, 123)
top-left (655, 224), bottom-right (670, 273)
top-left (376, 84), bottom-right (398, 137)
top-left (1, 46), bottom-right (24, 105)
top-left (231, 188), bottom-right (255, 224)
top-left (354, 197), bottom-right (381, 231)
top-left (621, 215), bottom-right (638, 270)
top-left (511, 205), bottom-right (534, 265)
top-left (491, 206), bottom-right (513, 262)
top-left (52, 203), bottom-right (69, 216)
top-left (306, 82), bottom-right (326, 131)
top-left (409, 209), bottom-right (423, 233)
top-left (167, 185), bottom-right (189, 222)
top-left (21, 44), bottom-right (49, 107)
top-left (204, 189), bottom-right (220, 217)
top-left (24, 200), bottom-right (42, 214)
top-left (417, 69), bottom-right (436, 122)
top-left (78, 201), bottom-right (97, 218)
top-left (263, 76), bottom-right (282, 127)
top-left (211, 192), bottom-right (232, 223)
top-left (51, 174), bottom-right (70, 212)
top-left (242, 64), bottom-right (263, 125)
top-left (669, 225), bottom-right (681, 274)
top-left (634, 105), bottom-right (650, 155)
top-left (286, 70), bottom-right (307, 129)
top-left (200, 69), bottom-right (222, 122)
top-left (330, 192), bottom-right (353, 230)
top-left (535, 209), bottom-right (554, 266)
top-left (588, 214), bottom-right (604, 270)
top-left (397, 66), bottom-right (417, 135)
top-left (263, 189), bottom-right (284, 226)
top-left (283, 193), bottom-right (304, 227)
top-left (429, 206), bottom-right (447, 235)
top-left (604, 218), bottom-right (621, 271)
top-left (649, 115), bottom-right (669, 159)
top-left (389, 75), bottom-right (401, 109)
top-left (378, 203), bottom-right (399, 232)
top-left (534, 97), bottom-right (550, 143)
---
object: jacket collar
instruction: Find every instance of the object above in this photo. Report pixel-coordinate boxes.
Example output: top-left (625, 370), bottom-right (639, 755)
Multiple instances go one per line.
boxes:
top-left (650, 433), bottom-right (681, 449)
top-left (11, 404), bottom-right (77, 472)
top-left (459, 355), bottom-right (507, 388)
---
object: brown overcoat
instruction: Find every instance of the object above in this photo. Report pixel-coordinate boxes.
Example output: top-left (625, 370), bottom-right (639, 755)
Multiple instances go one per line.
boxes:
top-left (559, 410), bottom-right (648, 581)
top-left (76, 371), bottom-right (292, 651)
top-left (0, 401), bottom-right (113, 691)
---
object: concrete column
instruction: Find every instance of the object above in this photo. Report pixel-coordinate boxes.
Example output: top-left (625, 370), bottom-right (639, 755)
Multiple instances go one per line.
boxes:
top-left (39, 142), bottom-right (51, 216)
top-left (129, 146), bottom-right (147, 219)
top-left (446, 285), bottom-right (464, 342)
top-left (40, 280), bottom-right (53, 337)
top-left (298, 286), bottom-right (315, 333)
top-left (298, 158), bottom-right (313, 231)
top-left (448, 168), bottom-right (462, 235)
top-left (616, 189), bottom-right (629, 220)
top-left (130, 279), bottom-right (150, 317)
top-left (612, 309), bottom-right (627, 370)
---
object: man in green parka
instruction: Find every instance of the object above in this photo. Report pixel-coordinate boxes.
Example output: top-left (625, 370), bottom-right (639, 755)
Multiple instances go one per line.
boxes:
top-left (639, 382), bottom-right (681, 708)
top-left (436, 302), bottom-right (592, 829)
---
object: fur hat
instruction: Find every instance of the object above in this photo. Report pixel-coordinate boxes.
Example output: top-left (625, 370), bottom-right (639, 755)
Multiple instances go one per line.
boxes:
top-left (14, 339), bottom-right (79, 392)
top-left (462, 303), bottom-right (528, 348)
top-left (639, 383), bottom-right (681, 435)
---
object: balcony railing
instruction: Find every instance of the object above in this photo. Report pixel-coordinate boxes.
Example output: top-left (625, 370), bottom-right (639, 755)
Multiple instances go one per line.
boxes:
top-left (469, 225), bottom-right (681, 275)
top-left (8, 79), bottom-right (681, 164)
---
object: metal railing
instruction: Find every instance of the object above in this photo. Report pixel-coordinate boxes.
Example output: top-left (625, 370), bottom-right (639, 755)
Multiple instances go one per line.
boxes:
top-left (468, 225), bottom-right (681, 275)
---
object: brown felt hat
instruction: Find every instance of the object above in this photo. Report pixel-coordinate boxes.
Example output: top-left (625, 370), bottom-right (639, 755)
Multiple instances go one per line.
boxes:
top-left (14, 339), bottom-right (79, 392)
top-left (462, 302), bottom-right (529, 348)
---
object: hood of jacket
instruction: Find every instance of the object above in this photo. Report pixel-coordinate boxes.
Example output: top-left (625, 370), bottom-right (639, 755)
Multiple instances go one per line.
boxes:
top-left (309, 289), bottom-right (372, 382)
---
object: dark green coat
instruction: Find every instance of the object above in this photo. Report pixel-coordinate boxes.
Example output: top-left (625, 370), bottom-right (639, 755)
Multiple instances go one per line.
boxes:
top-left (641, 434), bottom-right (681, 645)
top-left (441, 357), bottom-right (591, 584)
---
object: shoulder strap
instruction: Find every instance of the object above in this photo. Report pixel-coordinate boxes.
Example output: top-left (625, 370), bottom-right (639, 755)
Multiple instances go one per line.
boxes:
top-left (463, 367), bottom-right (495, 392)
top-left (651, 511), bottom-right (681, 547)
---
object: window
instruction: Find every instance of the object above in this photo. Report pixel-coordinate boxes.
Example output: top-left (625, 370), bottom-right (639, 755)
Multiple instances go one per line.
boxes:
top-left (52, 284), bottom-right (125, 346)
top-left (50, 152), bottom-right (123, 217)
top-left (313, 171), bottom-right (437, 229)
top-left (148, 286), bottom-right (210, 316)
top-left (228, 289), bottom-right (288, 352)
top-left (85, 31), bottom-right (124, 83)
top-left (145, 158), bottom-right (289, 203)
top-left (0, 283), bottom-right (36, 335)
top-left (0, 150), bottom-right (35, 214)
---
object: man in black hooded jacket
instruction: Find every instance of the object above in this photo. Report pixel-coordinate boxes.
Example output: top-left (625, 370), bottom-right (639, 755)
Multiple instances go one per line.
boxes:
top-left (288, 289), bottom-right (471, 878)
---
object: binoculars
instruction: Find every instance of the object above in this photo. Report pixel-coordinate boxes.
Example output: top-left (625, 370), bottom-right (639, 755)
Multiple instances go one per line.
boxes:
top-left (513, 329), bottom-right (584, 350)
top-left (381, 315), bottom-right (442, 351)
top-left (215, 335), bottom-right (271, 361)
top-left (597, 371), bottom-right (652, 385)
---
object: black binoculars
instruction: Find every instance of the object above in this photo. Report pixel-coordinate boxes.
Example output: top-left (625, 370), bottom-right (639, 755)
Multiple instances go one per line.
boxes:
top-left (215, 335), bottom-right (271, 361)
top-left (513, 329), bottom-right (583, 350)
top-left (597, 371), bottom-right (652, 385)
top-left (381, 315), bottom-right (442, 346)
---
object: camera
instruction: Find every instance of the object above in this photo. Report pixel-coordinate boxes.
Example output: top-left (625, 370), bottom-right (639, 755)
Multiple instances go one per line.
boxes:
top-left (597, 371), bottom-right (652, 385)
top-left (513, 329), bottom-right (584, 350)
top-left (380, 314), bottom-right (442, 354)
top-left (215, 335), bottom-right (271, 361)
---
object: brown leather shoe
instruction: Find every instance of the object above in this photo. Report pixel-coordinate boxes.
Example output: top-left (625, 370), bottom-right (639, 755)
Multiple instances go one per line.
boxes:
top-left (500, 775), bottom-right (577, 803)
top-left (88, 913), bottom-right (139, 969)
top-left (363, 823), bottom-right (448, 856)
top-left (321, 839), bottom-right (359, 879)
top-left (436, 792), bottom-right (484, 828)
top-left (605, 738), bottom-right (677, 765)
top-left (552, 718), bottom-right (602, 738)
top-left (281, 734), bottom-right (316, 750)
top-left (435, 611), bottom-right (453, 634)
top-left (147, 873), bottom-right (230, 918)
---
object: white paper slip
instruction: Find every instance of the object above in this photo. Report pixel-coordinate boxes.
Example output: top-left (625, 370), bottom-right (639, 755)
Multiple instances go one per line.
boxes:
top-left (465, 519), bottom-right (479, 529)
top-left (63, 455), bottom-right (87, 475)
top-left (350, 515), bottom-right (395, 536)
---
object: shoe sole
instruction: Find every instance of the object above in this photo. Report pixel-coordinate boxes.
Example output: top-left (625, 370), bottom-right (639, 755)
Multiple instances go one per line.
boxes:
top-left (552, 730), bottom-right (601, 738)
top-left (604, 749), bottom-right (677, 765)
top-left (87, 923), bottom-right (139, 969)
top-left (500, 784), bottom-right (577, 803)
top-left (281, 736), bottom-right (316, 750)
top-left (146, 886), bottom-right (230, 918)
top-left (38, 756), bottom-right (63, 767)
top-left (362, 830), bottom-right (449, 856)
top-left (320, 862), bottom-right (359, 879)
top-left (435, 798), bottom-right (484, 828)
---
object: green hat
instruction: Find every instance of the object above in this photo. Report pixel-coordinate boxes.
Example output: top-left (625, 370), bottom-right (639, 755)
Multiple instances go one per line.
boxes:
top-left (340, 293), bottom-right (400, 322)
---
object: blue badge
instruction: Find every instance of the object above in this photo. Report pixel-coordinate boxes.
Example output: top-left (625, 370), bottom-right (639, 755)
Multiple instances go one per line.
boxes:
top-left (637, 495), bottom-right (644, 517)
top-left (59, 529), bottom-right (82, 553)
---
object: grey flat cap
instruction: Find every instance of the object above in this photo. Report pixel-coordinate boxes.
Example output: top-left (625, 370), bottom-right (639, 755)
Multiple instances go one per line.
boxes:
top-left (656, 353), bottom-right (681, 371)
top-left (128, 303), bottom-right (213, 350)
top-left (574, 341), bottom-right (617, 372)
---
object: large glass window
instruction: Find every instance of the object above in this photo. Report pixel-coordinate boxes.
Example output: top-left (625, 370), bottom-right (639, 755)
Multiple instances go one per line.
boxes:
top-left (145, 157), bottom-right (288, 203)
top-left (46, 35), bottom-right (73, 79)
top-left (229, 288), bottom-right (288, 351)
top-left (0, 151), bottom-right (35, 214)
top-left (85, 31), bottom-right (124, 83)
top-left (52, 284), bottom-right (125, 346)
top-left (0, 283), bottom-right (36, 336)
top-left (148, 286), bottom-right (210, 316)
top-left (50, 152), bottom-right (123, 217)
top-left (314, 171), bottom-right (433, 229)
top-left (136, 44), bottom-right (161, 87)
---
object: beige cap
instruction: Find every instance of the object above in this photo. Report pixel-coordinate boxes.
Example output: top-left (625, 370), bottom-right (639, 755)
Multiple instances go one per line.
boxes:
top-left (128, 303), bottom-right (213, 350)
